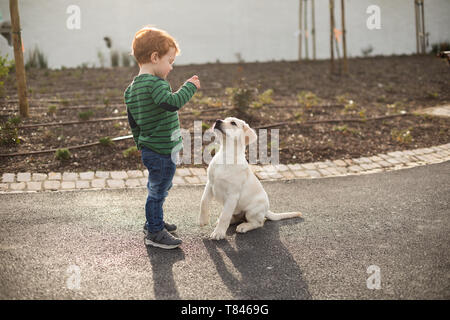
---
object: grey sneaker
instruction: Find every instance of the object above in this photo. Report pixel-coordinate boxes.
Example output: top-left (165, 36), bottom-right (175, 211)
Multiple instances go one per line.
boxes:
top-left (143, 222), bottom-right (177, 236)
top-left (144, 228), bottom-right (182, 249)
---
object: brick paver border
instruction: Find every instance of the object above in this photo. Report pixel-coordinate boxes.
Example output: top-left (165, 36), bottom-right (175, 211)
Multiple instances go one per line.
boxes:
top-left (1, 143), bottom-right (449, 194)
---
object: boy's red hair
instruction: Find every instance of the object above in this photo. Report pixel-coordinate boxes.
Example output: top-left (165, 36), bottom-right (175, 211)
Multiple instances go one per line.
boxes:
top-left (131, 26), bottom-right (180, 65)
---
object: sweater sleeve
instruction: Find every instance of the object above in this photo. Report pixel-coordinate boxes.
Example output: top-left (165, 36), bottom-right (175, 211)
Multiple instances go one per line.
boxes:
top-left (150, 79), bottom-right (197, 112)
top-left (127, 107), bottom-right (140, 147)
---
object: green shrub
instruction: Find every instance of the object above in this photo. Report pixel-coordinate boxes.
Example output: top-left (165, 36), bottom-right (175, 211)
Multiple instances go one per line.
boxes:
top-left (99, 136), bottom-right (114, 147)
top-left (25, 46), bottom-right (48, 69)
top-left (251, 89), bottom-right (273, 108)
top-left (0, 117), bottom-right (21, 146)
top-left (427, 91), bottom-right (439, 99)
top-left (8, 116), bottom-right (21, 126)
top-left (60, 98), bottom-right (70, 106)
top-left (47, 105), bottom-right (57, 115)
top-left (191, 92), bottom-right (223, 107)
top-left (297, 91), bottom-right (320, 108)
top-left (226, 85), bottom-right (255, 114)
top-left (78, 110), bottom-right (94, 120)
top-left (111, 50), bottom-right (120, 67)
top-left (123, 146), bottom-right (140, 158)
top-left (201, 122), bottom-right (210, 131)
top-left (0, 54), bottom-right (14, 97)
top-left (55, 148), bottom-right (71, 160)
top-left (122, 52), bottom-right (131, 67)
top-left (335, 94), bottom-right (350, 105)
top-left (391, 128), bottom-right (413, 144)
top-left (294, 110), bottom-right (306, 123)
top-left (343, 100), bottom-right (357, 114)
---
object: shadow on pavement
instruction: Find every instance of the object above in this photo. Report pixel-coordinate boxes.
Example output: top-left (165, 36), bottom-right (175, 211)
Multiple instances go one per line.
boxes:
top-left (146, 244), bottom-right (185, 299)
top-left (203, 218), bottom-right (311, 299)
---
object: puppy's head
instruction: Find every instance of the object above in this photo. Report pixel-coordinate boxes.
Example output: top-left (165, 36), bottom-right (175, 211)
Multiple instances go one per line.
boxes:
top-left (213, 117), bottom-right (257, 146)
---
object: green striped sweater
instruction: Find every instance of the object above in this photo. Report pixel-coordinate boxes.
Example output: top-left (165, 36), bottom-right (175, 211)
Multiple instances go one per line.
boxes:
top-left (124, 74), bottom-right (197, 155)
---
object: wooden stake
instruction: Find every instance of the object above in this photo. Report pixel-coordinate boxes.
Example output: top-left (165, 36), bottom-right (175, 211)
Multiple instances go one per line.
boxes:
top-left (312, 0), bottom-right (316, 60)
top-left (420, 0), bottom-right (426, 53)
top-left (304, 0), bottom-right (309, 60)
top-left (341, 0), bottom-right (348, 73)
top-left (415, 0), bottom-right (420, 54)
top-left (299, 0), bottom-right (303, 61)
top-left (329, 0), bottom-right (335, 74)
top-left (9, 0), bottom-right (29, 118)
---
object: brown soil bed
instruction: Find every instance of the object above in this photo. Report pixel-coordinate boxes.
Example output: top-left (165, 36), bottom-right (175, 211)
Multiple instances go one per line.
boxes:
top-left (0, 55), bottom-right (449, 173)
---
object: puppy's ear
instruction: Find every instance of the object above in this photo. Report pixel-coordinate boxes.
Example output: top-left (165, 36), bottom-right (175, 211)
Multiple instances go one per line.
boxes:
top-left (243, 122), bottom-right (257, 146)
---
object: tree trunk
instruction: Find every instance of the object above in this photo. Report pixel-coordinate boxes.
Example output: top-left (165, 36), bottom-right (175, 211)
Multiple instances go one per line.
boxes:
top-left (9, 0), bottom-right (29, 118)
top-left (341, 0), bottom-right (348, 73)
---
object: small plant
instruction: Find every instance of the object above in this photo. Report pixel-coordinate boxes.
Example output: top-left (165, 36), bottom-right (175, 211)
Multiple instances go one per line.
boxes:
top-left (191, 110), bottom-right (201, 116)
top-left (358, 109), bottom-right (367, 120)
top-left (225, 84), bottom-right (255, 115)
top-left (335, 94), bottom-right (350, 105)
top-left (333, 124), bottom-right (349, 132)
top-left (55, 148), bottom-right (71, 161)
top-left (427, 91), bottom-right (439, 99)
top-left (386, 101), bottom-right (406, 114)
top-left (251, 89), bottom-right (273, 108)
top-left (99, 136), bottom-right (114, 147)
top-left (0, 54), bottom-right (14, 97)
top-left (111, 50), bottom-right (120, 67)
top-left (47, 105), bottom-right (57, 115)
top-left (97, 50), bottom-right (105, 68)
top-left (123, 146), bottom-right (140, 158)
top-left (202, 122), bottom-right (210, 131)
top-left (391, 128), bottom-right (413, 144)
top-left (191, 92), bottom-right (222, 108)
top-left (8, 116), bottom-right (21, 126)
top-left (78, 110), bottom-right (94, 120)
top-left (0, 117), bottom-right (21, 146)
top-left (42, 129), bottom-right (54, 140)
top-left (376, 95), bottom-right (387, 103)
top-left (333, 124), bottom-right (363, 137)
top-left (294, 110), bottom-right (306, 123)
top-left (384, 84), bottom-right (396, 94)
top-left (297, 91), bottom-right (320, 108)
top-left (59, 98), bottom-right (70, 106)
top-left (25, 45), bottom-right (48, 69)
top-left (361, 45), bottom-right (374, 57)
top-left (342, 100), bottom-right (357, 114)
top-left (122, 52), bottom-right (131, 67)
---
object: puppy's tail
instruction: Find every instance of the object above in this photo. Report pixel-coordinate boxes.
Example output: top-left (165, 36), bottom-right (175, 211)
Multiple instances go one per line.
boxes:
top-left (265, 210), bottom-right (302, 221)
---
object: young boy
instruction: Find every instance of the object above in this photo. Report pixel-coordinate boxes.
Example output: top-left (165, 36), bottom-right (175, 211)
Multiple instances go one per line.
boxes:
top-left (124, 26), bottom-right (200, 249)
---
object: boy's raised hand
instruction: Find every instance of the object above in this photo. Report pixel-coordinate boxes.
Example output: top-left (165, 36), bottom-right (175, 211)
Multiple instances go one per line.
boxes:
top-left (187, 75), bottom-right (201, 89)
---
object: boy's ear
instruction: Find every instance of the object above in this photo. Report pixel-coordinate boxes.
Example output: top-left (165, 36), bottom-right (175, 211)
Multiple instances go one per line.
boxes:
top-left (150, 52), bottom-right (159, 63)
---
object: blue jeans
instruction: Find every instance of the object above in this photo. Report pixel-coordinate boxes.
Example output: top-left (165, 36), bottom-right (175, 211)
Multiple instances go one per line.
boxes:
top-left (141, 146), bottom-right (176, 233)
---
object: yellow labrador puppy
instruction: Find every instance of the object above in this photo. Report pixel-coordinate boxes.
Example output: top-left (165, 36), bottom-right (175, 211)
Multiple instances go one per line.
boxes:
top-left (199, 117), bottom-right (302, 240)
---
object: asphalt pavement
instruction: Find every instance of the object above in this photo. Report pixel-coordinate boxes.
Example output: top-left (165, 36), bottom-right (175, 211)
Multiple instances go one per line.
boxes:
top-left (0, 161), bottom-right (449, 299)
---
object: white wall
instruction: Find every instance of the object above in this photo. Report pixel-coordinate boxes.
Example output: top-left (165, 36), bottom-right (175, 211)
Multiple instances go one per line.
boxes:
top-left (0, 0), bottom-right (449, 69)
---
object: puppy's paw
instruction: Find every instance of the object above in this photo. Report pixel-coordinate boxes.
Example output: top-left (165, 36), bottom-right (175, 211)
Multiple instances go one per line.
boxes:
top-left (199, 217), bottom-right (210, 227)
top-left (236, 223), bottom-right (250, 233)
top-left (198, 213), bottom-right (210, 227)
top-left (210, 228), bottom-right (226, 240)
